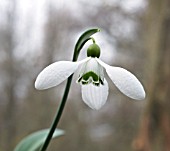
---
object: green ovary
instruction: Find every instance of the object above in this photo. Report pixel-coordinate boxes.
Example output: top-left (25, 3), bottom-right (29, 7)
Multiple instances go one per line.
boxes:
top-left (87, 44), bottom-right (100, 58)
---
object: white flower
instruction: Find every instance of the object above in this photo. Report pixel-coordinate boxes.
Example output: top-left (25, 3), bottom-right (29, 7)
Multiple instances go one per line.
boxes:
top-left (35, 57), bottom-right (145, 110)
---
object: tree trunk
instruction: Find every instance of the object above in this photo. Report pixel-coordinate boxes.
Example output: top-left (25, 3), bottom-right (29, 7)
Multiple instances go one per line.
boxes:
top-left (133, 0), bottom-right (170, 151)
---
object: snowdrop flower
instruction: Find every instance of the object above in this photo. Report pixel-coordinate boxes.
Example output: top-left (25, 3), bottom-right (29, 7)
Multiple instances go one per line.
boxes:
top-left (35, 43), bottom-right (145, 110)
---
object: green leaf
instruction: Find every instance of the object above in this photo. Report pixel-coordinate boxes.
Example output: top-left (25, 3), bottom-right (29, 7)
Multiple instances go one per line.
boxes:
top-left (14, 129), bottom-right (64, 151)
top-left (74, 28), bottom-right (100, 60)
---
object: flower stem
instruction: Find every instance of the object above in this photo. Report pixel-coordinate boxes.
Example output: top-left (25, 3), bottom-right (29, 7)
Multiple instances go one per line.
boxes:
top-left (40, 75), bottom-right (73, 151)
top-left (90, 37), bottom-right (96, 44)
top-left (40, 40), bottom-right (79, 151)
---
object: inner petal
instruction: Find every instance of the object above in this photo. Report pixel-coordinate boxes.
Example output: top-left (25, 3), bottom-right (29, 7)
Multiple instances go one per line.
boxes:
top-left (81, 78), bottom-right (109, 110)
top-left (77, 58), bottom-right (104, 86)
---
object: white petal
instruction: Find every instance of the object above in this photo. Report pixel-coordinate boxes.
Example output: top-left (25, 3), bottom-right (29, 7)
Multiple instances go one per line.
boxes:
top-left (35, 58), bottom-right (90, 90)
top-left (81, 79), bottom-right (109, 110)
top-left (96, 58), bottom-right (145, 100)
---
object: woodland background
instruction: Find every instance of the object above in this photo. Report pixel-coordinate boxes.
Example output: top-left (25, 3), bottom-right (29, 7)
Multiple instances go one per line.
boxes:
top-left (0, 0), bottom-right (170, 151)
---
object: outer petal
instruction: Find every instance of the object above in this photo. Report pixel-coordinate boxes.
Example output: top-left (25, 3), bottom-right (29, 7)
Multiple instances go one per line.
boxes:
top-left (96, 58), bottom-right (145, 100)
top-left (35, 58), bottom-right (90, 90)
top-left (81, 79), bottom-right (109, 110)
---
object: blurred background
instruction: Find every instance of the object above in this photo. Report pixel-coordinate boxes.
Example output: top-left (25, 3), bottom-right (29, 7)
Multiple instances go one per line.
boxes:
top-left (0, 0), bottom-right (170, 151)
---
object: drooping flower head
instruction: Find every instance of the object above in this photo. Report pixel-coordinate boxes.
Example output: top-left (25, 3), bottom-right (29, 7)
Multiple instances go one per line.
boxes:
top-left (35, 40), bottom-right (145, 110)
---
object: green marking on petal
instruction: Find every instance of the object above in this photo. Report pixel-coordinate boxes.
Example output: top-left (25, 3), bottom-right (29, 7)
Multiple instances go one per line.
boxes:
top-left (100, 79), bottom-right (104, 85)
top-left (82, 71), bottom-right (99, 82)
top-left (82, 81), bottom-right (89, 85)
top-left (77, 71), bottom-right (104, 86)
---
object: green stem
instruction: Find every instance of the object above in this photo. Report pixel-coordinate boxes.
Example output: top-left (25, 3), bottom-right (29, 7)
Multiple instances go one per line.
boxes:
top-left (90, 37), bottom-right (96, 44)
top-left (40, 75), bottom-right (73, 151)
top-left (40, 42), bottom-right (79, 151)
